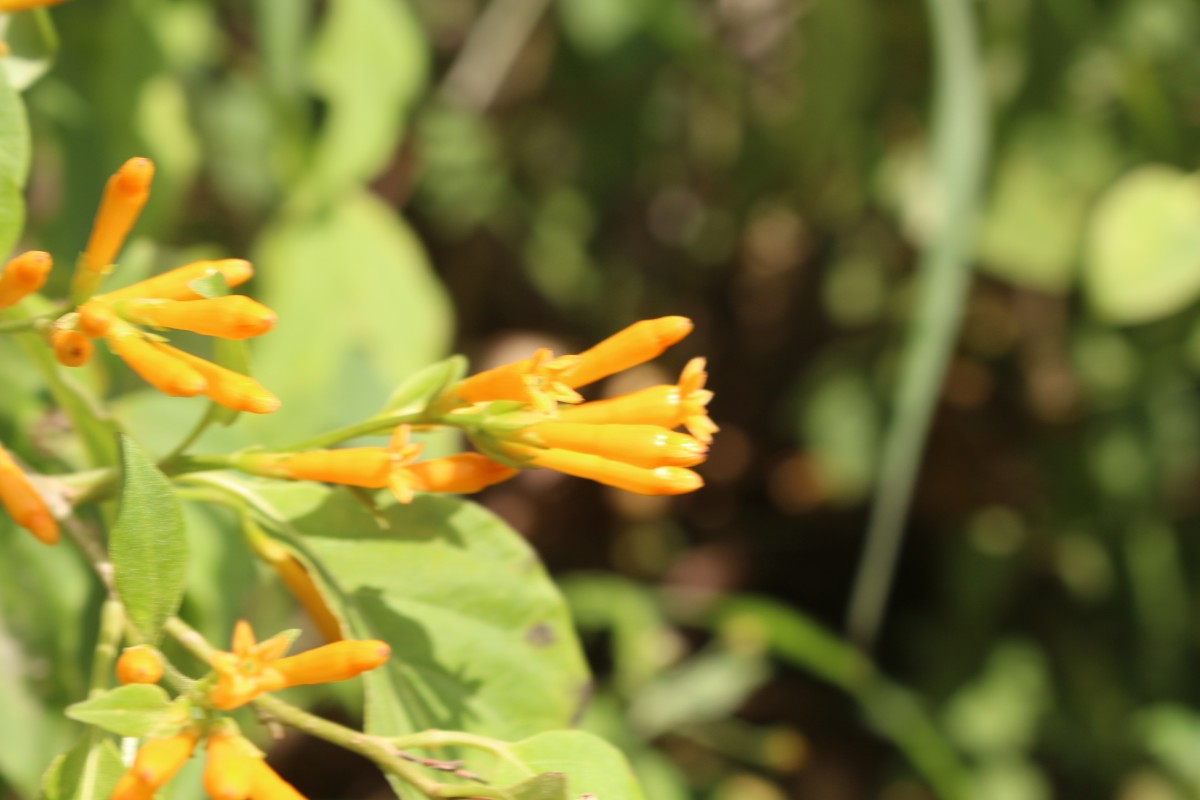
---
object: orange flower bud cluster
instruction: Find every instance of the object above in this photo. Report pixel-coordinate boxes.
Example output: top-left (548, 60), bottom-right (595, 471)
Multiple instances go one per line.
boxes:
top-left (115, 729), bottom-right (307, 800)
top-left (236, 425), bottom-right (517, 505)
top-left (0, 251), bottom-right (52, 309)
top-left (208, 620), bottom-right (390, 711)
top-left (44, 158), bottom-right (280, 411)
top-left (115, 645), bottom-right (164, 685)
top-left (452, 318), bottom-right (717, 495)
top-left (0, 442), bottom-right (58, 545)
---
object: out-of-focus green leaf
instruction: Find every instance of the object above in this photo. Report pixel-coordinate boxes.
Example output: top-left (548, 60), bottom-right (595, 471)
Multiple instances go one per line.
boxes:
top-left (558, 0), bottom-right (651, 54)
top-left (381, 355), bottom-right (467, 416)
top-left (1083, 165), bottom-right (1200, 323)
top-left (799, 366), bottom-right (879, 504)
top-left (0, 9), bottom-right (58, 91)
top-left (491, 731), bottom-right (646, 800)
top-left (1138, 705), bottom-right (1200, 792)
top-left (302, 0), bottom-right (427, 202)
top-left (943, 641), bottom-right (1049, 755)
top-left (628, 649), bottom-right (769, 739)
top-left (248, 191), bottom-right (451, 440)
top-left (111, 435), bottom-right (187, 643)
top-left (39, 733), bottom-right (124, 800)
top-left (978, 116), bottom-right (1120, 292)
top-left (0, 61), bottom-right (30, 254)
top-left (197, 478), bottom-right (589, 746)
top-left (65, 685), bottom-right (174, 738)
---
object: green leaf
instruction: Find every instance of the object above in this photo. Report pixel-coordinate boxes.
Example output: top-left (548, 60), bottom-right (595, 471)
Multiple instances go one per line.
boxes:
top-left (0, 10), bottom-right (59, 91)
top-left (204, 478), bottom-right (589, 743)
top-left (64, 685), bottom-right (175, 738)
top-left (111, 435), bottom-right (188, 643)
top-left (977, 116), bottom-right (1119, 292)
top-left (507, 773), bottom-right (568, 800)
top-left (493, 731), bottom-right (645, 800)
top-left (627, 650), bottom-right (770, 739)
top-left (302, 0), bottom-right (427, 201)
top-left (39, 733), bottom-right (125, 800)
top-left (0, 61), bottom-right (31, 254)
top-left (246, 191), bottom-right (452, 441)
top-left (1083, 165), bottom-right (1200, 324)
top-left (381, 355), bottom-right (468, 415)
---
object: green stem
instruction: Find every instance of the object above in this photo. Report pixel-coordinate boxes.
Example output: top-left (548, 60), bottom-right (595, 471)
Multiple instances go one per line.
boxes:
top-left (272, 411), bottom-right (427, 452)
top-left (158, 405), bottom-right (222, 470)
top-left (845, 0), bottom-right (989, 650)
top-left (0, 311), bottom-right (56, 333)
top-left (161, 617), bottom-right (514, 799)
top-left (88, 600), bottom-right (125, 696)
top-left (388, 730), bottom-right (532, 776)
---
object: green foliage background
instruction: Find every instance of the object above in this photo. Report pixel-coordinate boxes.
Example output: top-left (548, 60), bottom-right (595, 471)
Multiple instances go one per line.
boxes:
top-left (5, 0), bottom-right (1200, 798)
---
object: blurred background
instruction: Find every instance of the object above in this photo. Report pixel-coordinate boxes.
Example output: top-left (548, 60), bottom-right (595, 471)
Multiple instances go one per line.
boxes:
top-left (6, 0), bottom-right (1200, 797)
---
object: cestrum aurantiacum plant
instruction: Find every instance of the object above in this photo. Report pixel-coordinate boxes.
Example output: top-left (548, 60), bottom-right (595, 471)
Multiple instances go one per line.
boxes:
top-left (0, 4), bottom-right (716, 798)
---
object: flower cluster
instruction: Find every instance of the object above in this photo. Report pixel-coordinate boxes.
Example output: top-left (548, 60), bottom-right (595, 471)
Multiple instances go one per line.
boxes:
top-left (230, 316), bottom-right (716, 500)
top-left (462, 316), bottom-right (717, 496)
top-left (54, 158), bottom-right (281, 413)
top-left (112, 623), bottom-right (390, 800)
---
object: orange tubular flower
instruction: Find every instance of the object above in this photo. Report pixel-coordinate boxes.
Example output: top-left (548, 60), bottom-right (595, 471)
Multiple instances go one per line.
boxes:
top-left (203, 734), bottom-right (257, 800)
top-left (272, 639), bottom-right (391, 688)
top-left (115, 646), bottom-right (164, 685)
top-left (50, 328), bottom-right (93, 367)
top-left (208, 621), bottom-right (292, 710)
top-left (452, 347), bottom-right (582, 414)
top-left (117, 295), bottom-right (277, 339)
top-left (246, 758), bottom-right (307, 800)
top-left (509, 446), bottom-right (703, 496)
top-left (527, 421), bottom-right (707, 468)
top-left (558, 357), bottom-right (718, 443)
top-left (157, 343), bottom-right (280, 414)
top-left (72, 158), bottom-right (154, 300)
top-left (407, 453), bottom-right (518, 494)
top-left (208, 621), bottom-right (389, 710)
top-left (104, 321), bottom-right (207, 397)
top-left (0, 443), bottom-right (58, 544)
top-left (563, 316), bottom-right (694, 389)
top-left (112, 729), bottom-right (199, 800)
top-left (0, 251), bottom-right (52, 309)
top-left (98, 258), bottom-right (255, 303)
top-left (271, 554), bottom-right (343, 643)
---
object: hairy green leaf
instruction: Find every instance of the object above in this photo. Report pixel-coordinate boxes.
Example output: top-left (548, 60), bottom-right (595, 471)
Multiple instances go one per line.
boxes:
top-left (39, 733), bottom-right (124, 800)
top-left (65, 685), bottom-right (174, 738)
top-left (111, 436), bottom-right (187, 642)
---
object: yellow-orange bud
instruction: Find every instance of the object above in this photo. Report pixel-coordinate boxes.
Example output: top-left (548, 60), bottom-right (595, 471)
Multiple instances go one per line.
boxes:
top-left (0, 0), bottom-right (68, 12)
top-left (115, 646), bottom-right (163, 685)
top-left (110, 772), bottom-right (155, 800)
top-left (100, 259), bottom-right (254, 303)
top-left (104, 324), bottom-right (207, 397)
top-left (0, 445), bottom-right (58, 545)
top-left (156, 344), bottom-right (280, 414)
top-left (272, 640), bottom-right (391, 688)
top-left (558, 358), bottom-right (717, 443)
top-left (271, 555), bottom-right (343, 643)
top-left (118, 295), bottom-right (277, 339)
top-left (50, 329), bottom-right (93, 367)
top-left (203, 734), bottom-right (256, 800)
top-left (246, 759), bottom-right (306, 800)
top-left (77, 300), bottom-right (116, 337)
top-left (81, 157), bottom-right (154, 276)
top-left (248, 449), bottom-right (393, 487)
top-left (408, 453), bottom-right (518, 494)
top-left (528, 421), bottom-right (706, 468)
top-left (564, 316), bottom-right (693, 388)
top-left (131, 730), bottom-right (198, 788)
top-left (0, 251), bottom-right (52, 309)
top-left (516, 446), bottom-right (703, 495)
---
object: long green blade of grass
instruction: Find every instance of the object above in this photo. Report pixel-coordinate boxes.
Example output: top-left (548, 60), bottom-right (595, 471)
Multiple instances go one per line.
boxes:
top-left (846, 0), bottom-right (990, 649)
